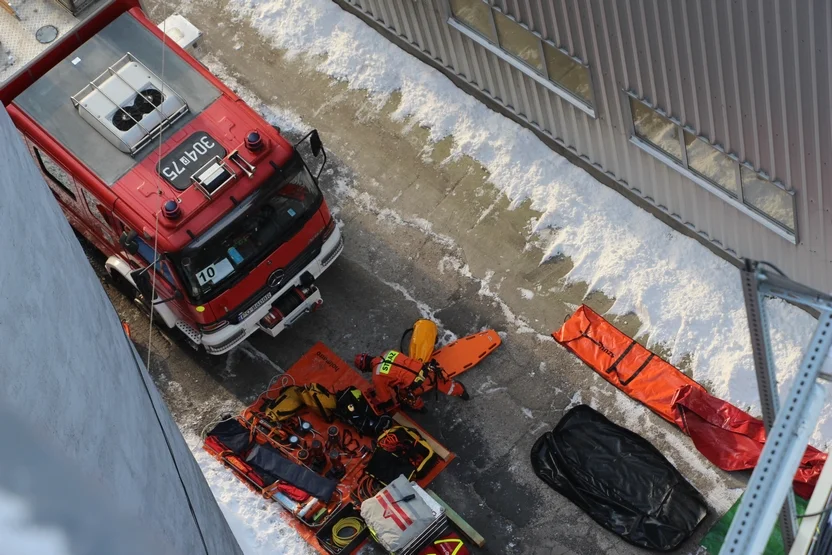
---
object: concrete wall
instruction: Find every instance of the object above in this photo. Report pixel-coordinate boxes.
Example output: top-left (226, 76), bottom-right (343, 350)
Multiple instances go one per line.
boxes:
top-left (335, 0), bottom-right (832, 292)
top-left (0, 104), bottom-right (242, 555)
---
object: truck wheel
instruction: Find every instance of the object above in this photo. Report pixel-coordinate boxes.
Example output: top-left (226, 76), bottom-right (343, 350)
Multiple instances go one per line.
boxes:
top-left (74, 230), bottom-right (109, 279)
top-left (108, 270), bottom-right (155, 320)
top-left (108, 269), bottom-right (137, 299)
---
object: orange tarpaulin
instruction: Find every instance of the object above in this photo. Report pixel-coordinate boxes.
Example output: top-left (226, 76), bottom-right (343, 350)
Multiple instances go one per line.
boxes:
top-left (553, 304), bottom-right (826, 498)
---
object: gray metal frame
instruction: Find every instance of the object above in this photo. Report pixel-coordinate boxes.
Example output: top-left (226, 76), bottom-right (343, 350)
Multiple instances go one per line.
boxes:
top-left (720, 261), bottom-right (832, 554)
top-left (740, 262), bottom-right (798, 550)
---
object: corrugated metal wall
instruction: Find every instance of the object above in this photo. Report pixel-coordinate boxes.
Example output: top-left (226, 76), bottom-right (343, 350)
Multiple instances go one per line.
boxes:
top-left (337, 0), bottom-right (832, 292)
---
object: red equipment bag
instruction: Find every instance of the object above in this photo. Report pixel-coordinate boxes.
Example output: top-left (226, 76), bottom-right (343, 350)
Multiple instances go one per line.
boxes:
top-left (553, 304), bottom-right (827, 498)
top-left (672, 384), bottom-right (825, 498)
top-left (417, 532), bottom-right (470, 555)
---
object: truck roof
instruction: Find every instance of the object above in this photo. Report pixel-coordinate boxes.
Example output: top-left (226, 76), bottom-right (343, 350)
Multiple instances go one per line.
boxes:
top-left (13, 11), bottom-right (220, 186)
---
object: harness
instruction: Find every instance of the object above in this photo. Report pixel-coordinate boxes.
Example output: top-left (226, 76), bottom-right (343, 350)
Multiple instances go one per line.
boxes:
top-left (376, 352), bottom-right (446, 392)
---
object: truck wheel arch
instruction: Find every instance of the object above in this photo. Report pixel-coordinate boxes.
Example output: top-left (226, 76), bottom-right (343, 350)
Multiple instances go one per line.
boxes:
top-left (105, 256), bottom-right (178, 329)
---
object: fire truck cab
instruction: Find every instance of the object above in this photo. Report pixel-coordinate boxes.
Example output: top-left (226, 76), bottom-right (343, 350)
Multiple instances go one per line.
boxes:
top-left (1, 1), bottom-right (344, 354)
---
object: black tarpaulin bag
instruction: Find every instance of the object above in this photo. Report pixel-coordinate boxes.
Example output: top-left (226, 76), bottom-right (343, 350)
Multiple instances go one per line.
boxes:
top-left (531, 405), bottom-right (707, 551)
top-left (246, 444), bottom-right (338, 502)
top-left (206, 419), bottom-right (251, 455)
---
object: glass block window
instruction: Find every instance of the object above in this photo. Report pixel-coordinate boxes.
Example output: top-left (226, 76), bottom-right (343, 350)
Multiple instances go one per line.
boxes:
top-left (449, 0), bottom-right (593, 108)
top-left (628, 97), bottom-right (796, 236)
top-left (631, 98), bottom-right (682, 160)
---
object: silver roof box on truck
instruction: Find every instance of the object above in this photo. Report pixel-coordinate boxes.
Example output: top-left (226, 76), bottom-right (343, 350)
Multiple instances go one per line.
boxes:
top-left (71, 53), bottom-right (189, 155)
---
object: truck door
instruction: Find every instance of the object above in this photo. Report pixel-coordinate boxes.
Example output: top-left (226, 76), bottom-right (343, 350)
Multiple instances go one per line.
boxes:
top-left (132, 235), bottom-right (182, 308)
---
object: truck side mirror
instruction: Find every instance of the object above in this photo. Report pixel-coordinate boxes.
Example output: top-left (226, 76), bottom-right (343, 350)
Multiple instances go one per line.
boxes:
top-left (310, 130), bottom-right (323, 157)
top-left (120, 229), bottom-right (140, 255)
top-left (130, 268), bottom-right (182, 305)
top-left (130, 268), bottom-right (152, 299)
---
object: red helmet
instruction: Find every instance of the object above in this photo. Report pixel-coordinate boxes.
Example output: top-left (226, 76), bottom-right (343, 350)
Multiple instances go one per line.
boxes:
top-left (354, 353), bottom-right (373, 372)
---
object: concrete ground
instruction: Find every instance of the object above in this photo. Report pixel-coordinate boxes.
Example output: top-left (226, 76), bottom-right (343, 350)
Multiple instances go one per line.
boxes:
top-left (92, 1), bottom-right (743, 553)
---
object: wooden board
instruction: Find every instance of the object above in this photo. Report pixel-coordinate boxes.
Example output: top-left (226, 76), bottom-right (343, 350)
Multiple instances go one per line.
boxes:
top-left (1, 1), bottom-right (18, 18)
top-left (426, 489), bottom-right (486, 548)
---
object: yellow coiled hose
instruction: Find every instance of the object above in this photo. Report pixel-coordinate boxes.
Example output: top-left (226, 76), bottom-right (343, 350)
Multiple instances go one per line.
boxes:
top-left (332, 516), bottom-right (364, 548)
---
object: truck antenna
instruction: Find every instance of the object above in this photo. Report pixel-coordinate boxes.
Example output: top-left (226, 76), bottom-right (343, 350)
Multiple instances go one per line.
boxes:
top-left (145, 5), bottom-right (170, 381)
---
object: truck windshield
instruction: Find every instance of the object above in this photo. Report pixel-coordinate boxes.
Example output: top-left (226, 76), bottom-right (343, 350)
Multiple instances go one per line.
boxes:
top-left (176, 158), bottom-right (321, 302)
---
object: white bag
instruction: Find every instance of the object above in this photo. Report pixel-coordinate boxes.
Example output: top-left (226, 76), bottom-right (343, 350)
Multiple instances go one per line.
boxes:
top-left (360, 475), bottom-right (436, 552)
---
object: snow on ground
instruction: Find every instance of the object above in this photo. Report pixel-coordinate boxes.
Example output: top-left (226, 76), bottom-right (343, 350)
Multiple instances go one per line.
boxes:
top-left (204, 57), bottom-right (306, 134)
top-left (0, 489), bottom-right (72, 555)
top-left (187, 436), bottom-right (315, 555)
top-left (227, 0), bottom-right (832, 449)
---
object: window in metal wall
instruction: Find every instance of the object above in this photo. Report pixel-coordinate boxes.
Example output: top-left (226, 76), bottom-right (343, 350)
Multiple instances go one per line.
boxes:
top-left (449, 0), bottom-right (496, 42)
top-left (447, 0), bottom-right (594, 112)
top-left (740, 167), bottom-right (795, 233)
top-left (543, 43), bottom-right (592, 106)
top-left (627, 95), bottom-right (796, 239)
top-left (630, 98), bottom-right (681, 160)
top-left (493, 11), bottom-right (544, 72)
top-left (684, 131), bottom-right (739, 197)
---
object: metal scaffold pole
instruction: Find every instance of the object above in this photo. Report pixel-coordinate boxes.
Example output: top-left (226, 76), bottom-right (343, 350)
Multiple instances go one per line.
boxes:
top-left (740, 261), bottom-right (798, 550)
top-left (720, 261), bottom-right (832, 555)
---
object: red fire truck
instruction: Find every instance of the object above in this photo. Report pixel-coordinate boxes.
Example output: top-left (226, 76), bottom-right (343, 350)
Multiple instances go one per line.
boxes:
top-left (0, 0), bottom-right (343, 354)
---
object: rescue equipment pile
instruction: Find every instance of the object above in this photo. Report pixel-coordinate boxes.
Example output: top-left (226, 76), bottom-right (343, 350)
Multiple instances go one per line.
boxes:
top-left (203, 325), bottom-right (500, 554)
top-left (552, 305), bottom-right (826, 498)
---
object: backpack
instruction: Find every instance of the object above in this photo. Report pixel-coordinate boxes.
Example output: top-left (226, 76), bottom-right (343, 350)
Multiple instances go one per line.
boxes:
top-left (300, 383), bottom-right (337, 422)
top-left (334, 387), bottom-right (392, 437)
